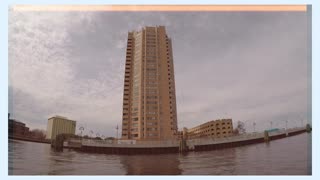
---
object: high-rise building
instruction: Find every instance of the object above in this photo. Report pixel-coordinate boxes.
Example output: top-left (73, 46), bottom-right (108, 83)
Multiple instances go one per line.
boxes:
top-left (121, 26), bottom-right (178, 140)
top-left (46, 115), bottom-right (76, 140)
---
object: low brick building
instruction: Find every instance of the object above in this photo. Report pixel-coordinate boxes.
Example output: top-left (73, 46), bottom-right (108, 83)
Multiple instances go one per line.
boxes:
top-left (9, 119), bottom-right (30, 137)
top-left (186, 119), bottom-right (233, 139)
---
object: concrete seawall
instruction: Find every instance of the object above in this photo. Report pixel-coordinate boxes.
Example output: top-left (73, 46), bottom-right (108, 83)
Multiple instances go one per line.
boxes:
top-left (66, 127), bottom-right (308, 155)
top-left (80, 145), bottom-right (179, 154)
top-left (288, 129), bottom-right (307, 136)
top-left (9, 135), bottom-right (50, 144)
top-left (194, 137), bottom-right (265, 151)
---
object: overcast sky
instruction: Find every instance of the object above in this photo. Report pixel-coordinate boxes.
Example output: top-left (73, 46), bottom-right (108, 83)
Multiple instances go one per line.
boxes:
top-left (9, 10), bottom-right (310, 137)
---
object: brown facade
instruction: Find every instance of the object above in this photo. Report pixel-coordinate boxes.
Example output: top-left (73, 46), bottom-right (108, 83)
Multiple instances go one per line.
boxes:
top-left (121, 26), bottom-right (178, 140)
top-left (187, 119), bottom-right (233, 139)
top-left (9, 119), bottom-right (30, 137)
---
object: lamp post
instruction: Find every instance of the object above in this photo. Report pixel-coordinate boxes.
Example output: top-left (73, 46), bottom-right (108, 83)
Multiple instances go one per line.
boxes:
top-left (116, 125), bottom-right (119, 139)
top-left (79, 126), bottom-right (84, 137)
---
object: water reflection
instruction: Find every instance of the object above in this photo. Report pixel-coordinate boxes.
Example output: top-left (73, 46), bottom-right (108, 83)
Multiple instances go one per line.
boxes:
top-left (120, 154), bottom-right (182, 175)
top-left (48, 149), bottom-right (76, 175)
top-left (307, 134), bottom-right (312, 175)
top-left (9, 133), bottom-right (311, 175)
top-left (179, 147), bottom-right (237, 175)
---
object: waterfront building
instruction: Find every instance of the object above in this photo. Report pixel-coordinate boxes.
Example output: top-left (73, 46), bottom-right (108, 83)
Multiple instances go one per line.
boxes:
top-left (46, 116), bottom-right (76, 140)
top-left (176, 130), bottom-right (183, 140)
top-left (187, 119), bottom-right (233, 139)
top-left (121, 26), bottom-right (178, 140)
top-left (8, 119), bottom-right (30, 137)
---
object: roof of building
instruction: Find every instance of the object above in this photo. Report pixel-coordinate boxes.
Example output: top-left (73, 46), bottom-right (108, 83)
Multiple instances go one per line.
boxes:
top-left (48, 115), bottom-right (76, 122)
top-left (187, 118), bottom-right (233, 131)
top-left (9, 119), bottom-right (26, 126)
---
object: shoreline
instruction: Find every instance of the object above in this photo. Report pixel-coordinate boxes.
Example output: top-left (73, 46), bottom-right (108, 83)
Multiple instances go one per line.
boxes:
top-left (68, 127), bottom-right (309, 155)
top-left (9, 135), bottom-right (50, 144)
top-left (10, 127), bottom-right (309, 155)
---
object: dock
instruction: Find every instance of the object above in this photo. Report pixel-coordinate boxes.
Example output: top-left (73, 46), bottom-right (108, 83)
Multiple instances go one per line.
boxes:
top-left (64, 127), bottom-right (309, 154)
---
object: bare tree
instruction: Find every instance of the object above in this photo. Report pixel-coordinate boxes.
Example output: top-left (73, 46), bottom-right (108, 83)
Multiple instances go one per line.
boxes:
top-left (29, 129), bottom-right (46, 140)
top-left (233, 121), bottom-right (246, 135)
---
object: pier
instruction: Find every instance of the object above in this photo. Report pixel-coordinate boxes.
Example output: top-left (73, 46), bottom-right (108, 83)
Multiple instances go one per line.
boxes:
top-left (63, 127), bottom-right (309, 154)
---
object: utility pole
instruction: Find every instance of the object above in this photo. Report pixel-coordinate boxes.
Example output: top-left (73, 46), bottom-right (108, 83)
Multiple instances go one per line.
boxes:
top-left (285, 120), bottom-right (288, 130)
top-left (253, 122), bottom-right (256, 132)
top-left (116, 125), bottom-right (119, 139)
top-left (270, 121), bottom-right (273, 129)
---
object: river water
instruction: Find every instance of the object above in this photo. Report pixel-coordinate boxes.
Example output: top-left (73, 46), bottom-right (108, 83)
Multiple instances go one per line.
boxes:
top-left (9, 133), bottom-right (312, 175)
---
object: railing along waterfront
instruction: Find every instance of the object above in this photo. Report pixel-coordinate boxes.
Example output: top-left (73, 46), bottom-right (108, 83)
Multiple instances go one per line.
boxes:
top-left (80, 139), bottom-right (180, 148)
top-left (187, 127), bottom-right (306, 147)
top-left (68, 127), bottom-right (306, 149)
top-left (187, 132), bottom-right (265, 147)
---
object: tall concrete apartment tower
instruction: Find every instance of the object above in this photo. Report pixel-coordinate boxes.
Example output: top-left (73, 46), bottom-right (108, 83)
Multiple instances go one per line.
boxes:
top-left (121, 26), bottom-right (178, 140)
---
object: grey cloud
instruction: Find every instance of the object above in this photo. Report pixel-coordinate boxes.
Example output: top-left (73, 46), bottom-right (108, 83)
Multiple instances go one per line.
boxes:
top-left (9, 10), bottom-right (310, 137)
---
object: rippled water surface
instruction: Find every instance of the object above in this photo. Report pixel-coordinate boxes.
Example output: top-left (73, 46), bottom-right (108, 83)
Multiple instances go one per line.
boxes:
top-left (9, 133), bottom-right (311, 175)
